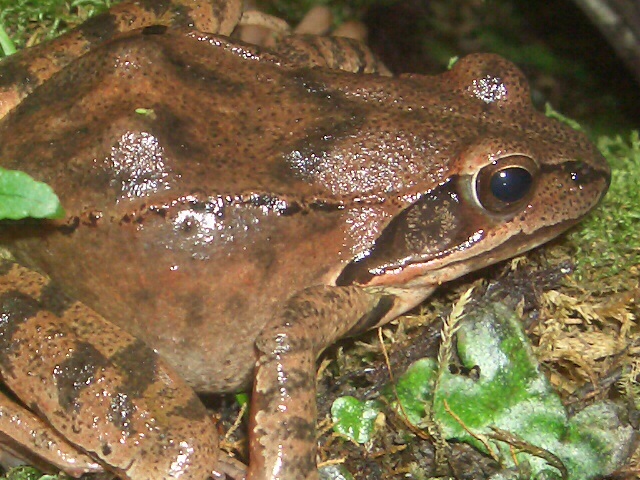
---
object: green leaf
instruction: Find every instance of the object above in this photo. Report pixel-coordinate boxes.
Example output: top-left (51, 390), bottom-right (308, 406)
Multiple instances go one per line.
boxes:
top-left (0, 168), bottom-right (64, 220)
top-left (331, 396), bottom-right (382, 444)
top-left (0, 22), bottom-right (16, 56)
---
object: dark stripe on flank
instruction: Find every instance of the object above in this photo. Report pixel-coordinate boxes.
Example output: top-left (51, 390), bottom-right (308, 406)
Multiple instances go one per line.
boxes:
top-left (108, 391), bottom-right (138, 434)
top-left (165, 3), bottom-right (195, 28)
top-left (257, 367), bottom-right (315, 404)
top-left (277, 415), bottom-right (315, 443)
top-left (139, 0), bottom-right (170, 17)
top-left (0, 55), bottom-right (35, 93)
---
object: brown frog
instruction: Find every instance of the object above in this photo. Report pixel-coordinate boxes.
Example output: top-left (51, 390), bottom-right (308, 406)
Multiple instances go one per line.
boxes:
top-left (0, 0), bottom-right (610, 479)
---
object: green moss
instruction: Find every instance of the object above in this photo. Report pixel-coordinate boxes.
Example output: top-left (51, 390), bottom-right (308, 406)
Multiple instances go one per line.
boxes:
top-left (0, 467), bottom-right (67, 480)
top-left (0, 0), bottom-right (109, 54)
top-left (571, 131), bottom-right (640, 279)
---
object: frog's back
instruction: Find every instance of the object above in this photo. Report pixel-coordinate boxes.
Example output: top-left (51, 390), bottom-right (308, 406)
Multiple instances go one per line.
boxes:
top-left (0, 28), bottom-right (360, 392)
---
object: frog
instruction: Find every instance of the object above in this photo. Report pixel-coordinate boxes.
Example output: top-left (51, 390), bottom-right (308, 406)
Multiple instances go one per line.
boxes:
top-left (0, 0), bottom-right (611, 479)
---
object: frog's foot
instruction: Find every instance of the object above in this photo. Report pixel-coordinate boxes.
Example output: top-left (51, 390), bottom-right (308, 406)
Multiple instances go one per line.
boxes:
top-left (237, 5), bottom-right (364, 42)
top-left (292, 6), bottom-right (367, 42)
top-left (235, 6), bottom-right (291, 47)
top-left (239, 10), bottom-right (292, 34)
top-left (0, 395), bottom-right (103, 477)
top-left (214, 455), bottom-right (248, 480)
top-left (248, 285), bottom-right (398, 480)
top-left (234, 5), bottom-right (389, 76)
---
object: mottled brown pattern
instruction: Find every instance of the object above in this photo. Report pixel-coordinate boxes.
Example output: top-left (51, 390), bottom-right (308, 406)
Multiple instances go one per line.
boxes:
top-left (0, 0), bottom-right (610, 478)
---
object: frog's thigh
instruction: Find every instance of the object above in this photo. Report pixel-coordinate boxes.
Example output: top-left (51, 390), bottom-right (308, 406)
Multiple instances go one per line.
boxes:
top-left (0, 261), bottom-right (221, 480)
top-left (248, 285), bottom-right (396, 480)
top-left (273, 35), bottom-right (391, 75)
top-left (0, 395), bottom-right (103, 477)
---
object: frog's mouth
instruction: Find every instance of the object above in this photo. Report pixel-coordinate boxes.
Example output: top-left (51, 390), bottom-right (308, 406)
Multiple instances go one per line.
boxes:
top-left (336, 217), bottom-right (579, 289)
top-left (346, 219), bottom-right (582, 289)
top-left (335, 160), bottom-right (609, 289)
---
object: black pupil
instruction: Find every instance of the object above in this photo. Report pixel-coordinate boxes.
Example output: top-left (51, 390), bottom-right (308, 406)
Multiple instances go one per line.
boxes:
top-left (490, 167), bottom-right (533, 203)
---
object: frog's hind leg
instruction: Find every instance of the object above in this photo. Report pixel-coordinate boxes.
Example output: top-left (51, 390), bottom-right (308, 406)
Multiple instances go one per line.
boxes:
top-left (272, 34), bottom-right (391, 76)
top-left (0, 0), bottom-right (243, 119)
top-left (237, 5), bottom-right (390, 77)
top-left (0, 260), bottom-right (222, 480)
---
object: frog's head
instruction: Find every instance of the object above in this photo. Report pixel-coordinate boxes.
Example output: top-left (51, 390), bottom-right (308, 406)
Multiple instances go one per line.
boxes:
top-left (335, 54), bottom-right (610, 297)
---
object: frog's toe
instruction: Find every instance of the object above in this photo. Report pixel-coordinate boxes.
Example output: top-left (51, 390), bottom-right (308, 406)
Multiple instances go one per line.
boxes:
top-left (214, 454), bottom-right (247, 479)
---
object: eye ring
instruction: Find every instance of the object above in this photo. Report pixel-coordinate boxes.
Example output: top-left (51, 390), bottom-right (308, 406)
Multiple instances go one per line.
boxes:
top-left (474, 155), bottom-right (539, 214)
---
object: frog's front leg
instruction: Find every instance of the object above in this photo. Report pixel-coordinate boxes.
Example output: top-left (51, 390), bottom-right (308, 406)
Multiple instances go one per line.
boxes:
top-left (0, 260), bottom-right (224, 480)
top-left (249, 285), bottom-right (400, 480)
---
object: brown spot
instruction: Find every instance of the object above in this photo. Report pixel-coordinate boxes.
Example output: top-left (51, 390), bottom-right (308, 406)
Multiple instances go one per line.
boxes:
top-left (55, 341), bottom-right (109, 412)
top-left (58, 216), bottom-right (80, 235)
top-left (142, 25), bottom-right (168, 36)
top-left (38, 281), bottom-right (73, 317)
top-left (109, 338), bottom-right (158, 398)
top-left (0, 290), bottom-right (40, 374)
top-left (76, 12), bottom-right (120, 46)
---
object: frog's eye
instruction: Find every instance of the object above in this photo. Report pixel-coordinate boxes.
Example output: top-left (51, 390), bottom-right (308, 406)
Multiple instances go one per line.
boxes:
top-left (474, 155), bottom-right (539, 214)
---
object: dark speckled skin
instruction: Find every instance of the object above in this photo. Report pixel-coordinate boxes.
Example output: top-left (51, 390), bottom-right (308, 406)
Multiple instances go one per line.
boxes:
top-left (0, 0), bottom-right (610, 479)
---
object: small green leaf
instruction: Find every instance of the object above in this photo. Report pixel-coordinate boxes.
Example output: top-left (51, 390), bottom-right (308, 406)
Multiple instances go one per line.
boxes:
top-left (0, 22), bottom-right (17, 56)
top-left (331, 396), bottom-right (382, 444)
top-left (235, 392), bottom-right (249, 408)
top-left (0, 168), bottom-right (65, 220)
top-left (135, 107), bottom-right (156, 119)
